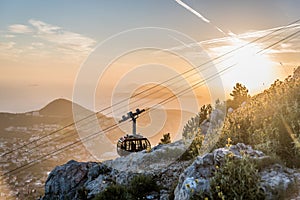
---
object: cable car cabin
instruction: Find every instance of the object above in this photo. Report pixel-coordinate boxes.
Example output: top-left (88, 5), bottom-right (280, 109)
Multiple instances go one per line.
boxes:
top-left (117, 135), bottom-right (151, 156)
top-left (117, 108), bottom-right (151, 156)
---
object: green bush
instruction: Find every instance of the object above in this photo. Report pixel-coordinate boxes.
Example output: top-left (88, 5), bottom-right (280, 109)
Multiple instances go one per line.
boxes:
top-left (93, 184), bottom-right (131, 200)
top-left (77, 187), bottom-right (88, 200)
top-left (93, 174), bottom-right (160, 200)
top-left (180, 133), bottom-right (204, 160)
top-left (129, 174), bottom-right (160, 199)
top-left (190, 154), bottom-right (265, 200)
top-left (210, 154), bottom-right (264, 200)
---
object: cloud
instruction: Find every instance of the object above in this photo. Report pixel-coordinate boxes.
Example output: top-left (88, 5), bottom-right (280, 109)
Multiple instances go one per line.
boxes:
top-left (28, 19), bottom-right (96, 53)
top-left (202, 23), bottom-right (300, 55)
top-left (31, 42), bottom-right (44, 47)
top-left (8, 24), bottom-right (32, 33)
top-left (158, 23), bottom-right (300, 74)
top-left (0, 19), bottom-right (97, 64)
top-left (27, 42), bottom-right (45, 50)
top-left (0, 41), bottom-right (22, 60)
top-left (238, 23), bottom-right (300, 40)
top-left (29, 19), bottom-right (60, 34)
top-left (4, 34), bottom-right (15, 38)
top-left (0, 41), bottom-right (15, 50)
top-left (167, 23), bottom-right (300, 55)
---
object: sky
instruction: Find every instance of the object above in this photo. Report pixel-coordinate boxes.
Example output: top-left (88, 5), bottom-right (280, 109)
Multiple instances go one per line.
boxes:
top-left (0, 0), bottom-right (300, 113)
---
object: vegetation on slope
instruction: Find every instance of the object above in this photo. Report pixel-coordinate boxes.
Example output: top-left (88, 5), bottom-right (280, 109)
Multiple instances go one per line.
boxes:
top-left (183, 67), bottom-right (300, 199)
top-left (184, 68), bottom-right (300, 167)
top-left (217, 71), bottom-right (300, 167)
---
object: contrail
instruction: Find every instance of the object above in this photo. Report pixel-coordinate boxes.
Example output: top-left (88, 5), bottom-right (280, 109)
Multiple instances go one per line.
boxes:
top-left (214, 26), bottom-right (227, 36)
top-left (174, 0), bottom-right (210, 23)
top-left (174, 0), bottom-right (227, 36)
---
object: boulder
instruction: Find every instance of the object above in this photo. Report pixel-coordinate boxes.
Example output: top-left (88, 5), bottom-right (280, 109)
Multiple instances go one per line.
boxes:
top-left (260, 164), bottom-right (300, 199)
top-left (42, 160), bottom-right (115, 200)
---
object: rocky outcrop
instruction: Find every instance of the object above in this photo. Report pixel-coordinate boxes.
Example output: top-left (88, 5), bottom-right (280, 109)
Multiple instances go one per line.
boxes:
top-left (42, 160), bottom-right (116, 200)
top-left (260, 164), bottom-right (300, 199)
top-left (41, 141), bottom-right (189, 200)
top-left (103, 140), bottom-right (186, 173)
top-left (41, 143), bottom-right (300, 200)
top-left (174, 143), bottom-right (299, 200)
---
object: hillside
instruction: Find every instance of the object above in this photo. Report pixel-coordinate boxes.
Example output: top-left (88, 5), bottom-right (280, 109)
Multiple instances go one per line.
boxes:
top-left (217, 66), bottom-right (300, 167)
top-left (0, 99), bottom-right (195, 199)
top-left (40, 67), bottom-right (300, 199)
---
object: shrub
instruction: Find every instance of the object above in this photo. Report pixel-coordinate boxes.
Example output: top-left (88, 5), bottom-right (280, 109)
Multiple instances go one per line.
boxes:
top-left (129, 174), bottom-right (160, 199)
top-left (159, 133), bottom-right (171, 145)
top-left (190, 154), bottom-right (265, 200)
top-left (210, 154), bottom-right (264, 200)
top-left (180, 132), bottom-right (204, 160)
top-left (93, 184), bottom-right (131, 200)
top-left (93, 174), bottom-right (160, 200)
top-left (76, 187), bottom-right (88, 200)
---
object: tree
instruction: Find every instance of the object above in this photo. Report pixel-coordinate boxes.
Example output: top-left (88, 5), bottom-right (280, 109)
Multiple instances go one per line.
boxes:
top-left (182, 104), bottom-right (212, 140)
top-left (227, 83), bottom-right (250, 109)
top-left (159, 133), bottom-right (171, 145)
top-left (180, 104), bottom-right (212, 160)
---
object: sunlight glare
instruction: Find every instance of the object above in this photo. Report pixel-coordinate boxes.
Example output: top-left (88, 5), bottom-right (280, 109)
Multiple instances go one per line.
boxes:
top-left (215, 38), bottom-right (277, 94)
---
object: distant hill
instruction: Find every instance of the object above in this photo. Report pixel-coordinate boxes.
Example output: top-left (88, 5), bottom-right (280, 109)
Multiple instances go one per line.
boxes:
top-left (38, 98), bottom-right (89, 117)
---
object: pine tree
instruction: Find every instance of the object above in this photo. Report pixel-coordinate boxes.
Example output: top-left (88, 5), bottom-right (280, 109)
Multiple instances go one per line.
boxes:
top-left (227, 83), bottom-right (250, 109)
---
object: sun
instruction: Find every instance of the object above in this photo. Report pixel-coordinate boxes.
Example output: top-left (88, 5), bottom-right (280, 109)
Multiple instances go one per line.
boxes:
top-left (213, 37), bottom-right (277, 95)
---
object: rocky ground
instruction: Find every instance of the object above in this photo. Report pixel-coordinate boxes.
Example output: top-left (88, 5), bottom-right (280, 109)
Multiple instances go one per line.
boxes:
top-left (41, 142), bottom-right (300, 200)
